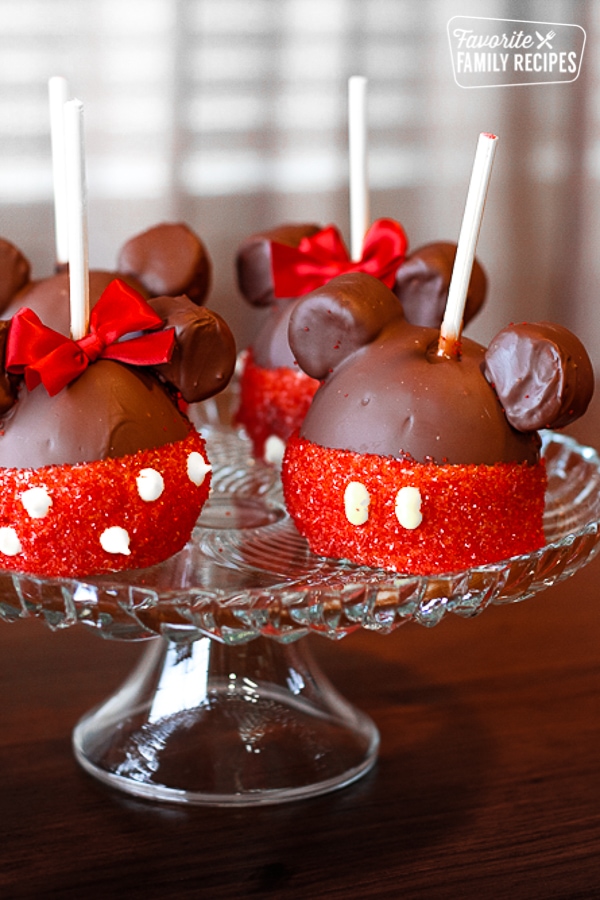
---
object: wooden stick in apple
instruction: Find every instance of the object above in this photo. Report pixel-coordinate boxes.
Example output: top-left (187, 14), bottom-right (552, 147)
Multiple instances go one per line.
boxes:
top-left (438, 132), bottom-right (498, 357)
top-left (348, 75), bottom-right (370, 262)
top-left (48, 76), bottom-right (71, 268)
top-left (64, 97), bottom-right (90, 341)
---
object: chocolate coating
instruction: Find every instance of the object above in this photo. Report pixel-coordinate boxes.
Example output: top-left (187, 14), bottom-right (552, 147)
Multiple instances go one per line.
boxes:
top-left (118, 223), bottom-right (212, 305)
top-left (0, 360), bottom-right (189, 468)
top-left (484, 321), bottom-right (594, 430)
top-left (0, 239), bottom-right (31, 313)
top-left (149, 295), bottom-right (237, 403)
top-left (236, 223), bottom-right (321, 307)
top-left (393, 242), bottom-right (487, 328)
top-left (251, 298), bottom-right (301, 369)
top-left (299, 322), bottom-right (540, 466)
top-left (290, 273), bottom-right (540, 466)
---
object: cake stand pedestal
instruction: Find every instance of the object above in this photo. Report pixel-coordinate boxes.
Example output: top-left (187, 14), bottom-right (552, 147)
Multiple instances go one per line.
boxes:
top-left (73, 633), bottom-right (379, 806)
top-left (3, 426), bottom-right (600, 807)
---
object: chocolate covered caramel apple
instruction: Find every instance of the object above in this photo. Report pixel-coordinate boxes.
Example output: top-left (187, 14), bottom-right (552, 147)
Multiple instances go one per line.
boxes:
top-left (0, 271), bottom-right (236, 578)
top-left (281, 273), bottom-right (593, 574)
top-left (235, 220), bottom-right (487, 462)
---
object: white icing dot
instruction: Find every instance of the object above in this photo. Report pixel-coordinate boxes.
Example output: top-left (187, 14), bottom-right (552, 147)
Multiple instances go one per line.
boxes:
top-left (136, 468), bottom-right (164, 502)
top-left (21, 486), bottom-right (53, 519)
top-left (100, 526), bottom-right (131, 556)
top-left (187, 452), bottom-right (212, 486)
top-left (344, 481), bottom-right (370, 526)
top-left (0, 527), bottom-right (21, 557)
top-left (264, 435), bottom-right (285, 466)
top-left (395, 486), bottom-right (423, 530)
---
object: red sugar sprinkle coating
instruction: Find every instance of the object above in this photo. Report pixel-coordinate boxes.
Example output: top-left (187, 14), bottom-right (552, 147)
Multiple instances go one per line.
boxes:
top-left (282, 433), bottom-right (547, 574)
top-left (235, 350), bottom-right (319, 457)
top-left (0, 428), bottom-right (211, 577)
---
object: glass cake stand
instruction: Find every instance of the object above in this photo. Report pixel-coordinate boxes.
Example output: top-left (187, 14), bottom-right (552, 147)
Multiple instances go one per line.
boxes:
top-left (1, 408), bottom-right (600, 807)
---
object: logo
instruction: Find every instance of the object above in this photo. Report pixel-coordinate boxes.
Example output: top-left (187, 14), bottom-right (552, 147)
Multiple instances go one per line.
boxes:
top-left (447, 16), bottom-right (586, 88)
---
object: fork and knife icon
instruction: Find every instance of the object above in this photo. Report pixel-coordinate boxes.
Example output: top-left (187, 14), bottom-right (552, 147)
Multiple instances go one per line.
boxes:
top-left (535, 30), bottom-right (556, 49)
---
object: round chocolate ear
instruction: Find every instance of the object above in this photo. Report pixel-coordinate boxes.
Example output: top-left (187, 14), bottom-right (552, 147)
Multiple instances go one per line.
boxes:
top-left (392, 242), bottom-right (487, 329)
top-left (236, 223), bottom-right (321, 307)
top-left (148, 295), bottom-right (236, 403)
top-left (483, 321), bottom-right (594, 431)
top-left (0, 239), bottom-right (30, 314)
top-left (288, 272), bottom-right (404, 381)
top-left (117, 223), bottom-right (212, 306)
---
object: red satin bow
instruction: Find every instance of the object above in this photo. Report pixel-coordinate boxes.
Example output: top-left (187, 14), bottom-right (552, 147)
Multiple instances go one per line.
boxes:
top-left (6, 278), bottom-right (175, 396)
top-left (270, 217), bottom-right (408, 298)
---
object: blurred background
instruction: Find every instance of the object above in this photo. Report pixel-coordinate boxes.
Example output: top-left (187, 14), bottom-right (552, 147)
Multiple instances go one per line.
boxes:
top-left (1, 0), bottom-right (597, 366)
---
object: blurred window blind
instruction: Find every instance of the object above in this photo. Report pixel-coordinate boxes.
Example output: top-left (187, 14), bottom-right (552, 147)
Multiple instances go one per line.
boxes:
top-left (0, 0), bottom-right (434, 203)
top-left (0, 0), bottom-right (597, 363)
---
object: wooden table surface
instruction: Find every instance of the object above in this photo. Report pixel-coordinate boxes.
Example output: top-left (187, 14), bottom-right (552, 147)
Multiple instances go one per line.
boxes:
top-left (1, 404), bottom-right (600, 899)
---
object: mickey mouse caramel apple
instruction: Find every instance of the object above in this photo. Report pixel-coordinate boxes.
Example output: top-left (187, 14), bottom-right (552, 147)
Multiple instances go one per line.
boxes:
top-left (0, 231), bottom-right (236, 578)
top-left (235, 221), bottom-right (487, 462)
top-left (281, 272), bottom-right (593, 574)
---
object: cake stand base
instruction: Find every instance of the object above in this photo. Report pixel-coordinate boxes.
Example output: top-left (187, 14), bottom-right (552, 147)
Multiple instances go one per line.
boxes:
top-left (72, 635), bottom-right (379, 806)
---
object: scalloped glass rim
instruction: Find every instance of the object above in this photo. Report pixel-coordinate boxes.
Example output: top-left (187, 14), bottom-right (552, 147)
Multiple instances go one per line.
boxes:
top-left (1, 429), bottom-right (599, 643)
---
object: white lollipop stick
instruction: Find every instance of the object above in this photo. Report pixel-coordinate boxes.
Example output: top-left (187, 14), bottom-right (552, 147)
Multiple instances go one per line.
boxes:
top-left (48, 76), bottom-right (70, 267)
top-left (64, 98), bottom-right (90, 341)
top-left (348, 75), bottom-right (369, 262)
top-left (439, 132), bottom-right (498, 356)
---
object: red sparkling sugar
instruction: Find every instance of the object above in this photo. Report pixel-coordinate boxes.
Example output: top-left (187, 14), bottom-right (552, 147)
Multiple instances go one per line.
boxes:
top-left (282, 433), bottom-right (547, 574)
top-left (0, 428), bottom-right (211, 577)
top-left (235, 350), bottom-right (319, 457)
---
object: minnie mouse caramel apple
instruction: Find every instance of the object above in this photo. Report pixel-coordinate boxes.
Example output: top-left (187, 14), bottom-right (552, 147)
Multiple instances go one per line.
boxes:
top-left (0, 278), bottom-right (236, 578)
top-left (0, 276), bottom-right (236, 578)
top-left (281, 134), bottom-right (594, 574)
top-left (0, 99), bottom-right (237, 578)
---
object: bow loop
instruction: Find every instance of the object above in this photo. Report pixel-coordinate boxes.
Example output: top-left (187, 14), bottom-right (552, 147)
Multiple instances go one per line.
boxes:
top-left (271, 218), bottom-right (408, 298)
top-left (6, 278), bottom-right (175, 396)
